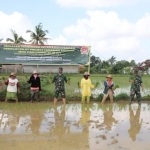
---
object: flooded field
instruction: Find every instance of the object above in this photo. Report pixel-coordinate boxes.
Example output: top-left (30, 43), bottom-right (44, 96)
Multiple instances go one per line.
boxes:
top-left (0, 101), bottom-right (150, 150)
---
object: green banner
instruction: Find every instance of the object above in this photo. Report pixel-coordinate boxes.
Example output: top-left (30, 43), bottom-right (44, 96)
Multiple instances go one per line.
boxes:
top-left (0, 44), bottom-right (90, 65)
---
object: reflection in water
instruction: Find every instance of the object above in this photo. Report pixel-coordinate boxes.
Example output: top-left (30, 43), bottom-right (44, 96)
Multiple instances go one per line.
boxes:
top-left (102, 104), bottom-right (118, 131)
top-left (80, 105), bottom-right (90, 127)
top-left (0, 111), bottom-right (8, 131)
top-left (26, 111), bottom-right (42, 134)
top-left (52, 105), bottom-right (69, 141)
top-left (0, 103), bottom-right (150, 150)
top-left (0, 110), bottom-right (19, 133)
top-left (8, 113), bottom-right (19, 133)
top-left (128, 105), bottom-right (143, 141)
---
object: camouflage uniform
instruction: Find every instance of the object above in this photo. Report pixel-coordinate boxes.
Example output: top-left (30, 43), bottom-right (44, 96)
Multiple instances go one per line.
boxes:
top-left (129, 74), bottom-right (143, 104)
top-left (52, 74), bottom-right (67, 98)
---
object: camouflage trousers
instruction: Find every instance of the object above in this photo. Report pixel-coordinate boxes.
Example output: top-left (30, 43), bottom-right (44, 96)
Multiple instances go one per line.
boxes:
top-left (31, 90), bottom-right (40, 102)
top-left (55, 89), bottom-right (65, 98)
top-left (130, 88), bottom-right (141, 102)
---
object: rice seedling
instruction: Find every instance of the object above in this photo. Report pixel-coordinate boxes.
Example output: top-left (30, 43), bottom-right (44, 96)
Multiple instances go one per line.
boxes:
top-left (95, 82), bottom-right (99, 87)
top-left (2, 76), bottom-right (6, 81)
top-left (67, 77), bottom-right (71, 85)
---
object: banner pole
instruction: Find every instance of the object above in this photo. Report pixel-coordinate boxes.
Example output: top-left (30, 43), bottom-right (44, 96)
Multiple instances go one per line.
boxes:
top-left (88, 48), bottom-right (91, 74)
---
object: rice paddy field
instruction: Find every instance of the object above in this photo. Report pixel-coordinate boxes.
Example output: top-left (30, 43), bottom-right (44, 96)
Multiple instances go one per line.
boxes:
top-left (0, 73), bottom-right (150, 101)
top-left (0, 74), bottom-right (150, 150)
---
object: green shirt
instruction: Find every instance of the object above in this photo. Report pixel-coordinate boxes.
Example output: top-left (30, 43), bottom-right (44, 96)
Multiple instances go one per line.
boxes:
top-left (52, 74), bottom-right (67, 90)
top-left (130, 75), bottom-right (142, 90)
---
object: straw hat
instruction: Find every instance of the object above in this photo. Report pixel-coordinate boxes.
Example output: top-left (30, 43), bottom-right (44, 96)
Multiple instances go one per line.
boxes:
top-left (33, 70), bottom-right (38, 74)
top-left (83, 72), bottom-right (90, 76)
top-left (106, 74), bottom-right (113, 79)
top-left (10, 72), bottom-right (16, 77)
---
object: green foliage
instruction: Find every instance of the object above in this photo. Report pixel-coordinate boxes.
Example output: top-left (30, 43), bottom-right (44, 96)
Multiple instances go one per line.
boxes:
top-left (41, 78), bottom-right (49, 85)
top-left (41, 89), bottom-right (53, 97)
top-left (25, 75), bottom-right (28, 79)
top-left (97, 93), bottom-right (104, 101)
top-left (2, 77), bottom-right (5, 81)
top-left (0, 89), bottom-right (7, 100)
top-left (115, 93), bottom-right (129, 101)
top-left (90, 66), bottom-right (98, 73)
top-left (18, 81), bottom-right (30, 101)
top-left (114, 85), bottom-right (119, 88)
top-left (26, 23), bottom-right (49, 44)
top-left (95, 82), bottom-right (99, 87)
top-left (0, 74), bottom-right (150, 102)
top-left (142, 94), bottom-right (150, 100)
top-left (49, 76), bottom-right (52, 80)
top-left (130, 75), bottom-right (135, 80)
top-left (6, 29), bottom-right (26, 44)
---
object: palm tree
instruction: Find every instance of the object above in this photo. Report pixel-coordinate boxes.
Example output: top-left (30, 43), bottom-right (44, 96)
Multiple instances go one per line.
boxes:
top-left (26, 23), bottom-right (50, 45)
top-left (6, 30), bottom-right (26, 44)
top-left (108, 56), bottom-right (116, 66)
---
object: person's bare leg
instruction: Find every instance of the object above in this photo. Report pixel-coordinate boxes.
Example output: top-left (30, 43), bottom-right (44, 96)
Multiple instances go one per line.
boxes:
top-left (101, 94), bottom-right (108, 104)
top-left (108, 90), bottom-right (113, 103)
top-left (62, 98), bottom-right (66, 105)
top-left (54, 98), bottom-right (58, 105)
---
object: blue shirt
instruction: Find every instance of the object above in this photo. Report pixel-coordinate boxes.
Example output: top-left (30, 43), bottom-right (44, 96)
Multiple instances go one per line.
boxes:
top-left (103, 81), bottom-right (114, 94)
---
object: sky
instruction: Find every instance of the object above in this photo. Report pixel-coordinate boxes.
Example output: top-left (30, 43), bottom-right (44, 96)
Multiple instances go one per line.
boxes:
top-left (0, 0), bottom-right (150, 63)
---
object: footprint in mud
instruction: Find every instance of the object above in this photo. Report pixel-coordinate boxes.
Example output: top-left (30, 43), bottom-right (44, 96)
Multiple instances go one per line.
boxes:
top-left (99, 135), bottom-right (107, 140)
top-left (111, 139), bottom-right (118, 144)
top-left (111, 136), bottom-right (114, 139)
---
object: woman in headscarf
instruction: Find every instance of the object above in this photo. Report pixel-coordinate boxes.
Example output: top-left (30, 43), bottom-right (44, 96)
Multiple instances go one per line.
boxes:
top-left (101, 74), bottom-right (115, 104)
top-left (27, 70), bottom-right (41, 103)
top-left (80, 72), bottom-right (95, 104)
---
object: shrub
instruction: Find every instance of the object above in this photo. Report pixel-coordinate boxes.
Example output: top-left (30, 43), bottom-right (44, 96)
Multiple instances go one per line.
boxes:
top-left (97, 93), bottom-right (104, 101)
top-left (0, 89), bottom-right (6, 100)
top-left (115, 93), bottom-right (129, 101)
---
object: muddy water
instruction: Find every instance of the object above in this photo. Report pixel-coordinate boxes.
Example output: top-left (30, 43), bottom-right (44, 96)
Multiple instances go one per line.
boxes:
top-left (0, 102), bottom-right (150, 150)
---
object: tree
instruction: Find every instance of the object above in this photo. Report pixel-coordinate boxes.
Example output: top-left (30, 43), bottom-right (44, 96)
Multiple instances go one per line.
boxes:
top-left (90, 55), bottom-right (101, 67)
top-left (6, 30), bottom-right (26, 44)
top-left (111, 60), bottom-right (130, 74)
top-left (108, 56), bottom-right (116, 66)
top-left (26, 23), bottom-right (50, 45)
top-left (130, 60), bottom-right (136, 66)
top-left (0, 38), bottom-right (3, 42)
top-left (101, 60), bottom-right (110, 69)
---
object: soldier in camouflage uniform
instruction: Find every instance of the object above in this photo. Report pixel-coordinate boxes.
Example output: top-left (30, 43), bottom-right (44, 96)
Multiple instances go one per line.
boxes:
top-left (129, 69), bottom-right (144, 105)
top-left (52, 67), bottom-right (68, 105)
